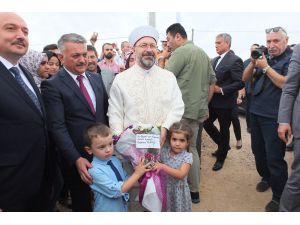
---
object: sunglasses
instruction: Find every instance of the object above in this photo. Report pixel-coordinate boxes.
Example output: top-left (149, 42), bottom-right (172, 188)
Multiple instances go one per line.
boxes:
top-left (265, 27), bottom-right (287, 35)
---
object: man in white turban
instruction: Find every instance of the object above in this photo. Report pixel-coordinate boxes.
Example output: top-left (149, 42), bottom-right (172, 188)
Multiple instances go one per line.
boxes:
top-left (107, 26), bottom-right (184, 210)
top-left (108, 25), bottom-right (184, 145)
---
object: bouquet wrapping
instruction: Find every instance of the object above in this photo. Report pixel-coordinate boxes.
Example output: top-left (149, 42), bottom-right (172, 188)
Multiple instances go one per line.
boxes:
top-left (114, 124), bottom-right (166, 211)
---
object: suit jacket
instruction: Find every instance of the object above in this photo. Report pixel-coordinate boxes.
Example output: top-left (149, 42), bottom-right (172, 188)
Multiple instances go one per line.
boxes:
top-left (41, 68), bottom-right (109, 165)
top-left (210, 50), bottom-right (244, 109)
top-left (278, 44), bottom-right (300, 138)
top-left (0, 61), bottom-right (49, 211)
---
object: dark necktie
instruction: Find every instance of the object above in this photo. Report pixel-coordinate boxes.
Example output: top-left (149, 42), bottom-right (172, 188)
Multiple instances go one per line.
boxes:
top-left (214, 56), bottom-right (221, 69)
top-left (107, 160), bottom-right (123, 182)
top-left (76, 75), bottom-right (95, 114)
top-left (10, 67), bottom-right (42, 114)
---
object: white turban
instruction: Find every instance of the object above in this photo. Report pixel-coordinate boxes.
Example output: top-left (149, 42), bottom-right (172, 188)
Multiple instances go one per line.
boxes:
top-left (129, 25), bottom-right (159, 47)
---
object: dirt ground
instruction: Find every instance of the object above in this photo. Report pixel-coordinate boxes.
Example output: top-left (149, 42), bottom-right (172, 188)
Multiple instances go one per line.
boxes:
top-left (192, 115), bottom-right (293, 212)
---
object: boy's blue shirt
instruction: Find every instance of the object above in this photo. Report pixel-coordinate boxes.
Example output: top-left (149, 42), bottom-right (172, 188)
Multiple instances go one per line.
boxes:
top-left (88, 155), bottom-right (129, 212)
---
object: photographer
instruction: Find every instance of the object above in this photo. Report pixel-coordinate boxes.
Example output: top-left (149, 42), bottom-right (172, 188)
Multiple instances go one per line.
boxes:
top-left (243, 27), bottom-right (292, 212)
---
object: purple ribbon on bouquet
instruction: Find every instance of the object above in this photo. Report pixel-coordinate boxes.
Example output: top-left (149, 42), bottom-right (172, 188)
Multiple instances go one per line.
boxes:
top-left (138, 171), bottom-right (167, 211)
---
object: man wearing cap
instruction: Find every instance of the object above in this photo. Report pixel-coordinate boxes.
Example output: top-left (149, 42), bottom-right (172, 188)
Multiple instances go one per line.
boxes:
top-left (108, 25), bottom-right (184, 144)
top-left (108, 26), bottom-right (184, 210)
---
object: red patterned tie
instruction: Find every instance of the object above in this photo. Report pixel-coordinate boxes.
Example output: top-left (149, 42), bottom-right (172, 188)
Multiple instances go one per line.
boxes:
top-left (76, 75), bottom-right (95, 114)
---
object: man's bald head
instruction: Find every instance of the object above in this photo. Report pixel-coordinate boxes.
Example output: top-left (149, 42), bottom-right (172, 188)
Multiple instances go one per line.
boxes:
top-left (0, 12), bottom-right (29, 65)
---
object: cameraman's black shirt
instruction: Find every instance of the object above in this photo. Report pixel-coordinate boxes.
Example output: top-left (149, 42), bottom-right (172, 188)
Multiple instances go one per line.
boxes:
top-left (250, 47), bottom-right (293, 119)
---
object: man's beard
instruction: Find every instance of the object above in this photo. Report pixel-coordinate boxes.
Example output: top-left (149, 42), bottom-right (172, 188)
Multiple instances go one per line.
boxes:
top-left (139, 52), bottom-right (155, 69)
top-left (104, 53), bottom-right (113, 60)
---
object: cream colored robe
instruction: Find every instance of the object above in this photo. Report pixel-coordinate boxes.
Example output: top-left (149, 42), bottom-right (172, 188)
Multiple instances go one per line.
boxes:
top-left (108, 64), bottom-right (184, 135)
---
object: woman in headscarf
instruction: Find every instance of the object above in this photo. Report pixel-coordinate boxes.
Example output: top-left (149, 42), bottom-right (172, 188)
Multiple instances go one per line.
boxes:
top-left (43, 50), bottom-right (61, 78)
top-left (19, 49), bottom-right (50, 90)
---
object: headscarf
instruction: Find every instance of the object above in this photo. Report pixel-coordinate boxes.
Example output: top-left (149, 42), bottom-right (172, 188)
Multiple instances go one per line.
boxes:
top-left (19, 49), bottom-right (45, 89)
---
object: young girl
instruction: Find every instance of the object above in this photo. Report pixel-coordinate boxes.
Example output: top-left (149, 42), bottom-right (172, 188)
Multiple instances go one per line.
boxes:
top-left (154, 121), bottom-right (193, 212)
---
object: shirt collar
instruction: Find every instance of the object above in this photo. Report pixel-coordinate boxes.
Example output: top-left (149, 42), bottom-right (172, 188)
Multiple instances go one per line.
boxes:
top-left (0, 55), bottom-right (21, 70)
top-left (219, 50), bottom-right (229, 60)
top-left (92, 156), bottom-right (112, 165)
top-left (64, 66), bottom-right (87, 79)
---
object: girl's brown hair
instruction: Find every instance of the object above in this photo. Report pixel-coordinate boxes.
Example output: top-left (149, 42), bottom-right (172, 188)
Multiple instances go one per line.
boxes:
top-left (168, 121), bottom-right (194, 143)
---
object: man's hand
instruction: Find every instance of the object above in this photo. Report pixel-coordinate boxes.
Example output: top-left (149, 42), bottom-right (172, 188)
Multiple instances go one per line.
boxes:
top-left (255, 54), bottom-right (268, 69)
top-left (161, 48), bottom-right (171, 59)
top-left (160, 127), bottom-right (167, 147)
top-left (278, 123), bottom-right (292, 143)
top-left (214, 85), bottom-right (222, 93)
top-left (75, 157), bottom-right (93, 185)
top-left (90, 32), bottom-right (98, 46)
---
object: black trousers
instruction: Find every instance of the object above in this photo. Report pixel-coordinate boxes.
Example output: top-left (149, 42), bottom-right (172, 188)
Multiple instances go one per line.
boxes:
top-left (231, 105), bottom-right (241, 141)
top-left (62, 161), bottom-right (92, 212)
top-left (250, 113), bottom-right (288, 201)
top-left (204, 107), bottom-right (232, 162)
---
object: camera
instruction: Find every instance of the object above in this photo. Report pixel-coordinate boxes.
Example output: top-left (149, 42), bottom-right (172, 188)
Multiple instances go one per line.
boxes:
top-left (251, 45), bottom-right (268, 59)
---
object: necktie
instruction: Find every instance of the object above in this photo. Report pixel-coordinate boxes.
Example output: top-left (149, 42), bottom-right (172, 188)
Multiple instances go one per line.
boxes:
top-left (107, 160), bottom-right (123, 182)
top-left (107, 159), bottom-right (126, 201)
top-left (10, 67), bottom-right (42, 114)
top-left (214, 56), bottom-right (221, 69)
top-left (76, 75), bottom-right (95, 114)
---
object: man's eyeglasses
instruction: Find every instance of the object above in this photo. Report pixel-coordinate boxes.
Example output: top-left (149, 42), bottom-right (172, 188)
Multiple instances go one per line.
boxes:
top-left (136, 43), bottom-right (157, 50)
top-left (265, 27), bottom-right (287, 35)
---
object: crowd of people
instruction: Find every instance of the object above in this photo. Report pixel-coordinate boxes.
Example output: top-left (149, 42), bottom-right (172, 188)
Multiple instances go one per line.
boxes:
top-left (0, 12), bottom-right (299, 212)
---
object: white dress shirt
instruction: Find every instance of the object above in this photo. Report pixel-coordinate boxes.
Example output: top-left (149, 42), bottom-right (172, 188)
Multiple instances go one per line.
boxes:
top-left (0, 55), bottom-right (37, 96)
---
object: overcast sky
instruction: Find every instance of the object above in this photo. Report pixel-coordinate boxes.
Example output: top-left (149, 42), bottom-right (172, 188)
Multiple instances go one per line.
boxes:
top-left (1, 0), bottom-right (300, 60)
top-left (15, 12), bottom-right (300, 61)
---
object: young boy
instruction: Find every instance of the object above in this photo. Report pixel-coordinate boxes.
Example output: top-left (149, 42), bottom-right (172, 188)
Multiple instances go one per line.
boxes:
top-left (84, 123), bottom-right (151, 212)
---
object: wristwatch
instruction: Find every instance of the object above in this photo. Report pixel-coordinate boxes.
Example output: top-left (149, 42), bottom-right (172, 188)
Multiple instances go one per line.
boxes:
top-left (262, 65), bottom-right (271, 74)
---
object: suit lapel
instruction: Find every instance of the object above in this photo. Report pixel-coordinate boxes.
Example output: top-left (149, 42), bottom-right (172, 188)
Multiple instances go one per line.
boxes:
top-left (60, 69), bottom-right (96, 116)
top-left (218, 51), bottom-right (232, 69)
top-left (0, 61), bottom-right (44, 118)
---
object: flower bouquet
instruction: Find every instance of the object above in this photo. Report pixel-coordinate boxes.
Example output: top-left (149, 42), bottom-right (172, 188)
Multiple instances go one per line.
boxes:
top-left (114, 123), bottom-right (166, 212)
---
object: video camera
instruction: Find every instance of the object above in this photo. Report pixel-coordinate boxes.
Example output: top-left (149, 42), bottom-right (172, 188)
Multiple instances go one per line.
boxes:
top-left (251, 45), bottom-right (268, 59)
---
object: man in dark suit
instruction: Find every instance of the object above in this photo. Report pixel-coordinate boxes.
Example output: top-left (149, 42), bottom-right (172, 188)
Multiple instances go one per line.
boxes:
top-left (0, 12), bottom-right (50, 211)
top-left (41, 33), bottom-right (109, 212)
top-left (204, 33), bottom-right (244, 171)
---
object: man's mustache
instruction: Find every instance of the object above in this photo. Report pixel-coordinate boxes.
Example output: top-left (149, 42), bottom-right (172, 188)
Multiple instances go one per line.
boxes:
top-left (88, 62), bottom-right (96, 66)
top-left (142, 52), bottom-right (155, 57)
top-left (12, 40), bottom-right (26, 47)
top-left (76, 62), bottom-right (87, 66)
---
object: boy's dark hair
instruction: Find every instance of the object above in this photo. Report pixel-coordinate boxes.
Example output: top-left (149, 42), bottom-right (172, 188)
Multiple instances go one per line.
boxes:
top-left (166, 23), bottom-right (187, 39)
top-left (43, 43), bottom-right (58, 52)
top-left (169, 121), bottom-right (193, 143)
top-left (84, 123), bottom-right (111, 147)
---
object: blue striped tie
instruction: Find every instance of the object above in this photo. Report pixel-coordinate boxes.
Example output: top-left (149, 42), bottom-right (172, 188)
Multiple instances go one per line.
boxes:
top-left (10, 67), bottom-right (42, 114)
